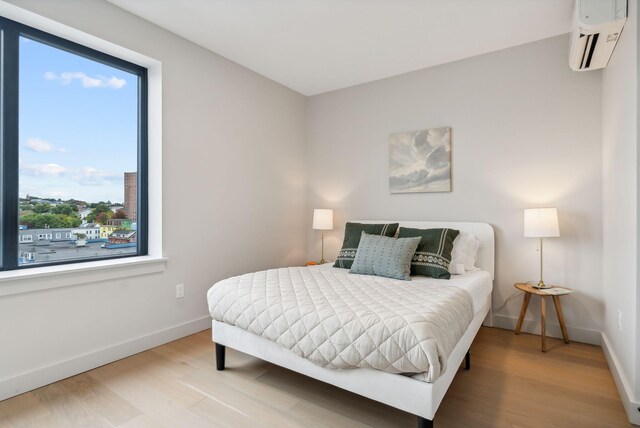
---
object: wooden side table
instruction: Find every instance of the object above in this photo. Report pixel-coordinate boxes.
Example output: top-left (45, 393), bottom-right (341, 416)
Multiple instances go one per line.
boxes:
top-left (514, 283), bottom-right (571, 352)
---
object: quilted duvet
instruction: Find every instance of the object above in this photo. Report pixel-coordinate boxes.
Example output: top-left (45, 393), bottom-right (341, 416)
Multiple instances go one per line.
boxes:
top-left (207, 266), bottom-right (474, 382)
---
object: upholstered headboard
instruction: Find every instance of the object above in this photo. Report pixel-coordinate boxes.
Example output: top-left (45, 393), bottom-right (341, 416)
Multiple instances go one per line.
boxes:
top-left (353, 220), bottom-right (495, 280)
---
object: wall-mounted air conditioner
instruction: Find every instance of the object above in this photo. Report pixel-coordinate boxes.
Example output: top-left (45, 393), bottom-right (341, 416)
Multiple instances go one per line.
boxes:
top-left (569, 0), bottom-right (627, 71)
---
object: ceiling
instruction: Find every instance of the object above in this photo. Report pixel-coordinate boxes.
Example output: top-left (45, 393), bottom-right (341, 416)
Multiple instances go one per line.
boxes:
top-left (107, 0), bottom-right (574, 96)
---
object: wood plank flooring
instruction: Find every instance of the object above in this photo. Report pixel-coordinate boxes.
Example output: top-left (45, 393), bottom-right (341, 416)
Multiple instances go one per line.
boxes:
top-left (0, 327), bottom-right (631, 427)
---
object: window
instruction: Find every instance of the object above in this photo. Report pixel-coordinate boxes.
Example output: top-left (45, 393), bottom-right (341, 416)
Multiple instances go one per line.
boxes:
top-left (19, 251), bottom-right (35, 262)
top-left (19, 234), bottom-right (32, 243)
top-left (1, 17), bottom-right (148, 271)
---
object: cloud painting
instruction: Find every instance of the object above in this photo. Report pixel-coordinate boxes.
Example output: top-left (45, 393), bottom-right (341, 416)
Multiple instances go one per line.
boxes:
top-left (389, 127), bottom-right (451, 193)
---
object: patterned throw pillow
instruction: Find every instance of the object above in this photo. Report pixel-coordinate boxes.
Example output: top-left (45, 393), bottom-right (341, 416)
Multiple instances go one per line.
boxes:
top-left (397, 227), bottom-right (460, 279)
top-left (349, 232), bottom-right (421, 280)
top-left (334, 222), bottom-right (399, 269)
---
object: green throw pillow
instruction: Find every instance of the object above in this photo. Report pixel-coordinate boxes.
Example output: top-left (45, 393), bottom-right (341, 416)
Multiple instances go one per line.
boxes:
top-left (397, 227), bottom-right (460, 279)
top-left (349, 232), bottom-right (421, 280)
top-left (334, 222), bottom-right (399, 269)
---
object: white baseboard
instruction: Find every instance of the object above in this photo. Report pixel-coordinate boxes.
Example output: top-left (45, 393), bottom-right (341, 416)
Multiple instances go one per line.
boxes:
top-left (0, 316), bottom-right (212, 401)
top-left (491, 313), bottom-right (602, 345)
top-left (601, 333), bottom-right (640, 426)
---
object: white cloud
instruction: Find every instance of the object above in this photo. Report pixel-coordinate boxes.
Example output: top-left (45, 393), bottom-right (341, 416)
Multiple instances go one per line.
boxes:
top-left (106, 76), bottom-right (127, 89)
top-left (24, 138), bottom-right (66, 153)
top-left (44, 71), bottom-right (127, 89)
top-left (20, 159), bottom-right (123, 188)
top-left (20, 163), bottom-right (67, 176)
top-left (61, 72), bottom-right (102, 88)
top-left (25, 138), bottom-right (52, 152)
top-left (70, 166), bottom-right (121, 186)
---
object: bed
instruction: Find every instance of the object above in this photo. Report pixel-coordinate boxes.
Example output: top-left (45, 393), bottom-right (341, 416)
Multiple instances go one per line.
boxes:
top-left (208, 221), bottom-right (494, 427)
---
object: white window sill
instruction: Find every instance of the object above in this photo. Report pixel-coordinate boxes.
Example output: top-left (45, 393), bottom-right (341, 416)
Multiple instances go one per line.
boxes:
top-left (0, 256), bottom-right (168, 297)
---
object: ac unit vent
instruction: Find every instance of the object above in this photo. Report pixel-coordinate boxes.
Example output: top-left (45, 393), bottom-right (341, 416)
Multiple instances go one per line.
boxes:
top-left (580, 33), bottom-right (600, 69)
top-left (569, 0), bottom-right (627, 71)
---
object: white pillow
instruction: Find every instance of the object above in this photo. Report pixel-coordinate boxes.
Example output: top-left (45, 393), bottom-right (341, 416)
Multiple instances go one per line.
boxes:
top-left (449, 263), bottom-right (466, 275)
top-left (450, 232), bottom-right (468, 275)
top-left (465, 236), bottom-right (481, 271)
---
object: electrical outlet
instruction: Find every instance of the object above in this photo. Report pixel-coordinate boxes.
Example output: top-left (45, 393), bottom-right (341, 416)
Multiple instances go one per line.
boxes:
top-left (617, 310), bottom-right (622, 332)
top-left (176, 283), bottom-right (185, 299)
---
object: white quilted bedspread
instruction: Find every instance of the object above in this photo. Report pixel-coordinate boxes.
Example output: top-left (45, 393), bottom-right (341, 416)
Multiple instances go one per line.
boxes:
top-left (207, 266), bottom-right (474, 382)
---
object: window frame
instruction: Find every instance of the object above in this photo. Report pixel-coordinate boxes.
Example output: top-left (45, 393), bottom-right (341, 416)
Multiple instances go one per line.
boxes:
top-left (0, 16), bottom-right (148, 272)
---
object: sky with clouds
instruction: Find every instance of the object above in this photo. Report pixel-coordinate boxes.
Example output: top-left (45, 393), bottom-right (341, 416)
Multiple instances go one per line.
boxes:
top-left (19, 36), bottom-right (138, 203)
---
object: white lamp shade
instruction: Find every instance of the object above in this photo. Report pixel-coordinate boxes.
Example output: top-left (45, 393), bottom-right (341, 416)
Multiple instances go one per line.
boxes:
top-left (524, 208), bottom-right (559, 238)
top-left (312, 209), bottom-right (333, 230)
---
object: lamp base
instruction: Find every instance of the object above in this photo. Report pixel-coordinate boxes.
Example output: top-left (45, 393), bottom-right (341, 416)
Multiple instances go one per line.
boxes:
top-left (532, 280), bottom-right (551, 289)
top-left (319, 258), bottom-right (326, 264)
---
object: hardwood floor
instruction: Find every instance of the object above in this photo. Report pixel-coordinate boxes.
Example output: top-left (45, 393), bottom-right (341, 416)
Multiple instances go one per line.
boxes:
top-left (0, 327), bottom-right (631, 428)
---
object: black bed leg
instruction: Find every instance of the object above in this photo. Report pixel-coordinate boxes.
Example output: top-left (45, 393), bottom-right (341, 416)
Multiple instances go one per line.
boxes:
top-left (215, 343), bottom-right (225, 371)
top-left (464, 350), bottom-right (470, 370)
top-left (418, 416), bottom-right (433, 428)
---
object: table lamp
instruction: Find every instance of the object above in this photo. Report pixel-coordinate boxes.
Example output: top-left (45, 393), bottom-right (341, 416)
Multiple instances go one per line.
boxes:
top-left (312, 209), bottom-right (333, 264)
top-left (524, 208), bottom-right (559, 288)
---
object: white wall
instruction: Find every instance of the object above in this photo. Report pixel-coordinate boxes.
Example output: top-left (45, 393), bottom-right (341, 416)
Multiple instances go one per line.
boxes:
top-left (637, 0), bottom-right (640, 406)
top-left (307, 35), bottom-right (604, 344)
top-left (602, 0), bottom-right (639, 422)
top-left (0, 0), bottom-right (307, 398)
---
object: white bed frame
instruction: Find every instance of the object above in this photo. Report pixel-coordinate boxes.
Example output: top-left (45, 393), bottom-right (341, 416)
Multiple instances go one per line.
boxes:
top-left (212, 221), bottom-right (494, 427)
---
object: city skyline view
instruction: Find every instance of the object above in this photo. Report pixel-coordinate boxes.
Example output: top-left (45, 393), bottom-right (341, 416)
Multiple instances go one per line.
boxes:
top-left (19, 36), bottom-right (138, 203)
